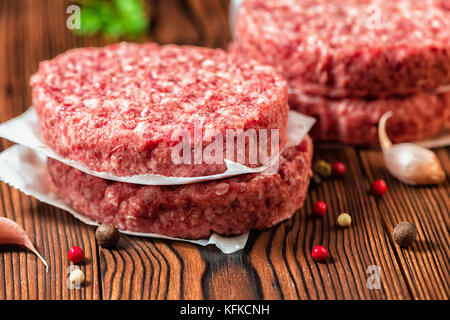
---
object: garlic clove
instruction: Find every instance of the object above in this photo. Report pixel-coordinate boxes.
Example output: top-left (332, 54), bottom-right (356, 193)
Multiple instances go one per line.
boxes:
top-left (384, 144), bottom-right (446, 185)
top-left (0, 217), bottom-right (48, 272)
top-left (378, 112), bottom-right (446, 186)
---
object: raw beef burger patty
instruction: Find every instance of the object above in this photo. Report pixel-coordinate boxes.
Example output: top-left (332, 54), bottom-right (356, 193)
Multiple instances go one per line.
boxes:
top-left (31, 42), bottom-right (289, 177)
top-left (234, 0), bottom-right (450, 98)
top-left (289, 89), bottom-right (450, 145)
top-left (48, 137), bottom-right (313, 239)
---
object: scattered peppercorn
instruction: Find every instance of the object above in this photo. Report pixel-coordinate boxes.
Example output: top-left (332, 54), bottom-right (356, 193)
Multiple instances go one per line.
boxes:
top-left (95, 224), bottom-right (120, 248)
top-left (313, 201), bottom-right (327, 216)
top-left (332, 161), bottom-right (346, 176)
top-left (393, 222), bottom-right (417, 247)
top-left (337, 213), bottom-right (352, 227)
top-left (312, 245), bottom-right (329, 262)
top-left (68, 246), bottom-right (84, 264)
top-left (371, 179), bottom-right (387, 196)
top-left (69, 269), bottom-right (85, 287)
top-left (313, 160), bottom-right (332, 178)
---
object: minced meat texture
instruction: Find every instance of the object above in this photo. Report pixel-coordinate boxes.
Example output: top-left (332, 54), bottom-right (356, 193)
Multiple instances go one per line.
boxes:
top-left (289, 88), bottom-right (450, 144)
top-left (31, 42), bottom-right (289, 176)
top-left (234, 0), bottom-right (450, 98)
top-left (48, 137), bottom-right (313, 239)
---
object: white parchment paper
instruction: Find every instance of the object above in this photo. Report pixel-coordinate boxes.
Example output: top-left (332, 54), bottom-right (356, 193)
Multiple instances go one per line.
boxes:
top-left (0, 107), bottom-right (314, 253)
top-left (415, 131), bottom-right (450, 149)
top-left (229, 0), bottom-right (244, 39)
top-left (0, 107), bottom-right (316, 186)
top-left (0, 144), bottom-right (249, 254)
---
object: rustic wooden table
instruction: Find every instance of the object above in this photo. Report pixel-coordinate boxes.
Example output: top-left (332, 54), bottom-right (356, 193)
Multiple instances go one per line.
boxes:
top-left (0, 0), bottom-right (448, 300)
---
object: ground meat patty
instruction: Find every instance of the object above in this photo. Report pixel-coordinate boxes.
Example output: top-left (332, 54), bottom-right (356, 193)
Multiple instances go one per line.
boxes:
top-left (289, 89), bottom-right (450, 145)
top-left (31, 42), bottom-right (288, 177)
top-left (47, 137), bottom-right (313, 239)
top-left (234, 0), bottom-right (450, 98)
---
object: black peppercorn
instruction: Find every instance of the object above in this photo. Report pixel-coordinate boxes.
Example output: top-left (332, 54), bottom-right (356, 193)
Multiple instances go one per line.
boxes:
top-left (393, 222), bottom-right (417, 247)
top-left (95, 224), bottom-right (120, 247)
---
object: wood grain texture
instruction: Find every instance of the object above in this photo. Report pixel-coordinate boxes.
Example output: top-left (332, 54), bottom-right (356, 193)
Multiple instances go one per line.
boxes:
top-left (100, 237), bottom-right (205, 300)
top-left (0, 182), bottom-right (101, 299)
top-left (0, 0), bottom-right (449, 300)
top-left (100, 145), bottom-right (412, 300)
top-left (359, 148), bottom-right (450, 300)
top-left (0, 0), bottom-right (104, 299)
top-left (245, 145), bottom-right (411, 300)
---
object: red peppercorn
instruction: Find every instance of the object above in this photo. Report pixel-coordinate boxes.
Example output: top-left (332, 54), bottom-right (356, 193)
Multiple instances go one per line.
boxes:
top-left (313, 201), bottom-right (327, 216)
top-left (332, 161), bottom-right (346, 176)
top-left (68, 246), bottom-right (84, 264)
top-left (371, 179), bottom-right (387, 196)
top-left (312, 245), bottom-right (329, 262)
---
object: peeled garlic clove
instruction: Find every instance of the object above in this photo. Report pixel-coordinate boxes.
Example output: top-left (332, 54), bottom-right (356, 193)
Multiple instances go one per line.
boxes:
top-left (384, 144), bottom-right (446, 185)
top-left (0, 217), bottom-right (48, 272)
top-left (378, 112), bottom-right (446, 185)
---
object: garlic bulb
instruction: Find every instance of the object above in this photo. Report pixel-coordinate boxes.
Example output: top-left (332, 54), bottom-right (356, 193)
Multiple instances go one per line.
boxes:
top-left (378, 112), bottom-right (446, 185)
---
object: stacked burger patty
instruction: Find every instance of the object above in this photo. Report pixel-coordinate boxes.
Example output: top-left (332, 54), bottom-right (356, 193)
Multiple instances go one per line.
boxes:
top-left (30, 43), bottom-right (313, 239)
top-left (232, 0), bottom-right (450, 144)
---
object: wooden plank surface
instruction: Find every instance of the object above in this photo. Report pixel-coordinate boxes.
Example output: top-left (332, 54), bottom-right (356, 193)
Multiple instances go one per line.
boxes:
top-left (0, 0), bottom-right (448, 300)
top-left (187, 145), bottom-right (411, 300)
top-left (0, 183), bottom-right (101, 299)
top-left (359, 148), bottom-right (450, 300)
top-left (0, 0), bottom-right (102, 299)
